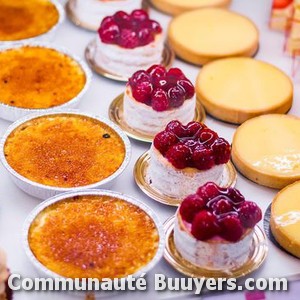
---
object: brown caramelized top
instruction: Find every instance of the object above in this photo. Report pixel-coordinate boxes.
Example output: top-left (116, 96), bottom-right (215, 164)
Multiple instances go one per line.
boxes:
top-left (0, 46), bottom-right (86, 108)
top-left (4, 114), bottom-right (126, 188)
top-left (28, 195), bottom-right (159, 279)
top-left (0, 0), bottom-right (59, 41)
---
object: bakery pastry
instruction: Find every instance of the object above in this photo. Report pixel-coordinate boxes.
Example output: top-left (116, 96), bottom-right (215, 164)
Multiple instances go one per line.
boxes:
top-left (0, 249), bottom-right (12, 300)
top-left (286, 0), bottom-right (300, 54)
top-left (73, 0), bottom-right (142, 30)
top-left (95, 9), bottom-right (164, 77)
top-left (124, 65), bottom-right (196, 135)
top-left (4, 113), bottom-right (126, 188)
top-left (174, 182), bottom-right (262, 270)
top-left (270, 181), bottom-right (300, 258)
top-left (0, 0), bottom-right (59, 41)
top-left (270, 0), bottom-right (294, 31)
top-left (196, 57), bottom-right (293, 124)
top-left (151, 0), bottom-right (231, 16)
top-left (148, 120), bottom-right (231, 199)
top-left (0, 46), bottom-right (87, 109)
top-left (168, 8), bottom-right (259, 65)
top-left (28, 194), bottom-right (160, 278)
top-left (232, 114), bottom-right (300, 189)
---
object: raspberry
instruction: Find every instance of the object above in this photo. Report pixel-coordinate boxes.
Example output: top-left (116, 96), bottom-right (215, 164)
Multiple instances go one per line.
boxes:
top-left (113, 11), bottom-right (131, 26)
top-left (131, 81), bottom-right (153, 104)
top-left (137, 27), bottom-right (154, 45)
top-left (167, 68), bottom-right (185, 80)
top-left (177, 79), bottom-right (195, 99)
top-left (225, 188), bottom-right (245, 204)
top-left (118, 29), bottom-right (139, 48)
top-left (152, 88), bottom-right (169, 111)
top-left (153, 131), bottom-right (178, 155)
top-left (130, 9), bottom-right (149, 22)
top-left (199, 128), bottom-right (218, 145)
top-left (149, 20), bottom-right (162, 33)
top-left (165, 144), bottom-right (191, 169)
top-left (212, 198), bottom-right (234, 215)
top-left (191, 210), bottom-right (220, 241)
top-left (197, 182), bottom-right (220, 201)
top-left (129, 70), bottom-right (151, 86)
top-left (168, 85), bottom-right (185, 107)
top-left (179, 194), bottom-right (206, 223)
top-left (192, 145), bottom-right (215, 170)
top-left (165, 120), bottom-right (187, 137)
top-left (219, 215), bottom-right (244, 242)
top-left (147, 65), bottom-right (166, 79)
top-left (212, 138), bottom-right (231, 164)
top-left (98, 20), bottom-right (120, 43)
top-left (186, 121), bottom-right (204, 137)
top-left (239, 201), bottom-right (262, 228)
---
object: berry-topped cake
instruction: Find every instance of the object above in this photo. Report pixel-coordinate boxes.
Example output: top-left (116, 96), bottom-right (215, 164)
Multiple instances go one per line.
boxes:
top-left (95, 10), bottom-right (164, 77)
top-left (148, 120), bottom-right (231, 199)
top-left (124, 65), bottom-right (196, 135)
top-left (74, 0), bottom-right (142, 30)
top-left (174, 183), bottom-right (262, 270)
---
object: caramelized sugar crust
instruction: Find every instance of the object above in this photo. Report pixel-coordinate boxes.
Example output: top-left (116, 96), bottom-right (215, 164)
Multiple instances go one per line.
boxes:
top-left (4, 114), bottom-right (126, 188)
top-left (0, 46), bottom-right (86, 109)
top-left (0, 0), bottom-right (59, 41)
top-left (28, 195), bottom-right (159, 278)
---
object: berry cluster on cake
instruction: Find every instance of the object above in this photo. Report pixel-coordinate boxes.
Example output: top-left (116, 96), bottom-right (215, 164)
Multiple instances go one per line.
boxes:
top-left (174, 182), bottom-right (262, 270)
top-left (95, 10), bottom-right (164, 77)
top-left (124, 65), bottom-right (196, 135)
top-left (148, 120), bottom-right (231, 199)
top-left (74, 0), bottom-right (143, 30)
top-left (0, 249), bottom-right (12, 300)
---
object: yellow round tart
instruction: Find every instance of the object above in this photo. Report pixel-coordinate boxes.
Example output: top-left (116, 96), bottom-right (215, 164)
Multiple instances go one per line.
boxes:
top-left (168, 8), bottom-right (259, 65)
top-left (28, 194), bottom-right (159, 278)
top-left (151, 0), bottom-right (231, 16)
top-left (196, 58), bottom-right (293, 124)
top-left (4, 114), bottom-right (126, 188)
top-left (0, 46), bottom-right (86, 109)
top-left (0, 0), bottom-right (59, 41)
top-left (270, 181), bottom-right (300, 258)
top-left (232, 114), bottom-right (300, 189)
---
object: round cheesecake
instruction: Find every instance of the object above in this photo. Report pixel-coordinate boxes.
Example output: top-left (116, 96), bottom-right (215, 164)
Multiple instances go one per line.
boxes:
top-left (168, 8), bottom-right (259, 65)
top-left (151, 0), bottom-right (231, 16)
top-left (232, 114), bottom-right (300, 189)
top-left (196, 58), bottom-right (293, 124)
top-left (270, 181), bottom-right (300, 258)
top-left (174, 183), bottom-right (262, 270)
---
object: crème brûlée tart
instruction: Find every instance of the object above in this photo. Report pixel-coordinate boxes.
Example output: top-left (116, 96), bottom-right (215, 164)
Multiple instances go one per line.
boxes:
top-left (232, 114), bottom-right (300, 189)
top-left (0, 0), bottom-right (59, 42)
top-left (196, 57), bottom-right (293, 124)
top-left (270, 181), bottom-right (300, 258)
top-left (0, 46), bottom-right (86, 109)
top-left (3, 114), bottom-right (126, 188)
top-left (168, 8), bottom-right (259, 65)
top-left (28, 194), bottom-right (160, 278)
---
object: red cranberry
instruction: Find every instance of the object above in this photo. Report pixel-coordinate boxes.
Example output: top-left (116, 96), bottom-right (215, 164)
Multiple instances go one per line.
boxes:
top-left (180, 194), bottom-right (206, 223)
top-left (129, 70), bottom-right (151, 86)
top-left (118, 29), bottom-right (139, 48)
top-left (98, 21), bottom-right (120, 43)
top-left (138, 27), bottom-right (154, 45)
top-left (199, 128), bottom-right (218, 145)
top-left (177, 79), bottom-right (195, 99)
top-left (197, 182), bottom-right (220, 201)
top-left (219, 215), bottom-right (244, 242)
top-left (168, 85), bottom-right (185, 107)
top-left (186, 121), bottom-right (204, 137)
top-left (191, 210), bottom-right (220, 241)
top-left (113, 11), bottom-right (131, 26)
top-left (149, 20), bottom-right (162, 33)
top-left (239, 201), bottom-right (262, 228)
top-left (147, 65), bottom-right (167, 78)
top-left (165, 144), bottom-right (191, 169)
top-left (130, 9), bottom-right (149, 22)
top-left (192, 145), bottom-right (215, 170)
top-left (212, 198), bottom-right (234, 215)
top-left (152, 88), bottom-right (169, 112)
top-left (153, 131), bottom-right (178, 155)
top-left (225, 188), bottom-right (245, 204)
top-left (165, 120), bottom-right (187, 137)
top-left (212, 138), bottom-right (231, 164)
top-left (132, 81), bottom-right (153, 104)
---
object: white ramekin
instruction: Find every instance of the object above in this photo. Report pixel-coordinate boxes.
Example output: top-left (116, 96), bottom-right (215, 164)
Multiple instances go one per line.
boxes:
top-left (0, 42), bottom-right (92, 122)
top-left (23, 189), bottom-right (165, 287)
top-left (0, 0), bottom-right (65, 48)
top-left (0, 111), bottom-right (131, 199)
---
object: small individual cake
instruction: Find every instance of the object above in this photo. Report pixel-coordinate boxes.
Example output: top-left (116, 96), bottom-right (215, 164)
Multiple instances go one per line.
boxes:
top-left (0, 0), bottom-right (60, 42)
top-left (151, 0), bottom-right (231, 16)
top-left (270, 0), bottom-right (294, 31)
top-left (232, 114), bottom-right (300, 189)
top-left (124, 65), bottom-right (196, 135)
top-left (196, 57), bottom-right (293, 124)
top-left (168, 8), bottom-right (259, 65)
top-left (148, 120), bottom-right (231, 199)
top-left (73, 0), bottom-right (142, 30)
top-left (0, 249), bottom-right (12, 300)
top-left (95, 9), bottom-right (164, 77)
top-left (286, 1), bottom-right (300, 54)
top-left (270, 181), bottom-right (300, 258)
top-left (174, 182), bottom-right (262, 270)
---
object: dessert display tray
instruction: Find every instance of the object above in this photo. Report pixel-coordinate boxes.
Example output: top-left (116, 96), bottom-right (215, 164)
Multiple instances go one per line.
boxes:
top-left (1, 0), bottom-right (300, 299)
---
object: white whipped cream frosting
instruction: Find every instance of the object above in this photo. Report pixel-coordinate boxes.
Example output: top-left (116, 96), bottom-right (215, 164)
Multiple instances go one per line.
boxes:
top-left (174, 212), bottom-right (253, 270)
top-left (123, 86), bottom-right (196, 135)
top-left (94, 35), bottom-right (164, 78)
top-left (0, 249), bottom-right (8, 296)
top-left (148, 146), bottom-right (224, 199)
top-left (75, 0), bottom-right (143, 29)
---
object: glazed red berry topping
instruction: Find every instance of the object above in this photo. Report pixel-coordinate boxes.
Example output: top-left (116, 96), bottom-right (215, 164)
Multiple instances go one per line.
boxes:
top-left (154, 121), bottom-right (230, 170)
top-left (128, 65), bottom-right (195, 111)
top-left (179, 183), bottom-right (262, 242)
top-left (98, 10), bottom-right (162, 49)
